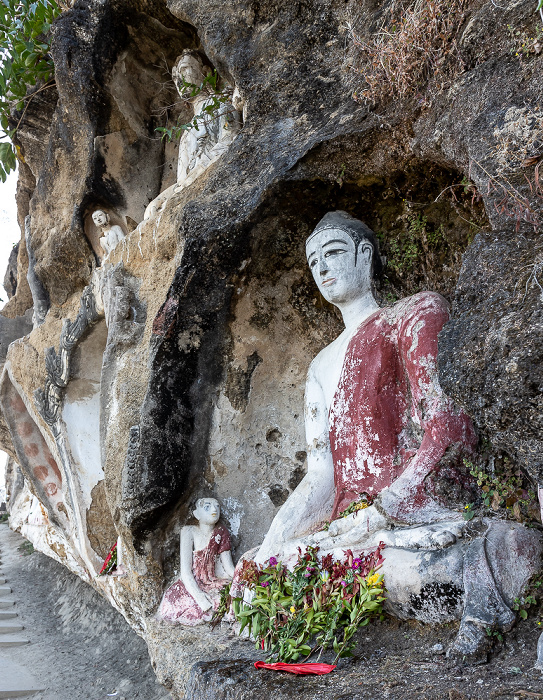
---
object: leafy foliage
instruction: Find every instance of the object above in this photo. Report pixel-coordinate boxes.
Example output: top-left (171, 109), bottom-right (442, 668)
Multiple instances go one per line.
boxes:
top-left (0, 0), bottom-right (61, 181)
top-left (17, 538), bottom-right (34, 555)
top-left (156, 70), bottom-right (233, 142)
top-left (224, 545), bottom-right (386, 664)
top-left (463, 459), bottom-right (540, 523)
top-left (98, 541), bottom-right (118, 576)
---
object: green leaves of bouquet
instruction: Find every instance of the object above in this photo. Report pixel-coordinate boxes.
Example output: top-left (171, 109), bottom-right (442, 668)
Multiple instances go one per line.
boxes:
top-left (232, 544), bottom-right (386, 664)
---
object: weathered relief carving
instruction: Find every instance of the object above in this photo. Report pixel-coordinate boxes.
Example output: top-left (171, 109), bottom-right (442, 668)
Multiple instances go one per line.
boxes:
top-left (157, 497), bottom-right (235, 625)
top-left (92, 210), bottom-right (126, 257)
top-left (34, 285), bottom-right (101, 437)
top-left (240, 211), bottom-right (542, 662)
top-left (25, 215), bottom-right (50, 327)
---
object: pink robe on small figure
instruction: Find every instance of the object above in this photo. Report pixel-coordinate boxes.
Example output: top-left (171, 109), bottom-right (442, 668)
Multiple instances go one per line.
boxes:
top-left (158, 525), bottom-right (231, 625)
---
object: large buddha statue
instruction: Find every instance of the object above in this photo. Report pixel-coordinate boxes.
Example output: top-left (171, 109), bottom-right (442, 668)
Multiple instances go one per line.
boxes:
top-left (245, 210), bottom-right (541, 662)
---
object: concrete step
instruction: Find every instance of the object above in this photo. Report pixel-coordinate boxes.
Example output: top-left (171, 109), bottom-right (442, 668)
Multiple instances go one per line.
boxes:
top-left (0, 620), bottom-right (23, 633)
top-left (0, 634), bottom-right (30, 647)
top-left (0, 611), bottom-right (17, 620)
top-left (0, 586), bottom-right (12, 597)
top-left (0, 600), bottom-right (15, 609)
top-left (0, 654), bottom-right (44, 697)
top-left (0, 577), bottom-right (6, 584)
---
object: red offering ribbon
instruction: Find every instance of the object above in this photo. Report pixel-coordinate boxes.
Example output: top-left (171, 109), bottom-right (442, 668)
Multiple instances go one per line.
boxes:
top-left (254, 661), bottom-right (336, 675)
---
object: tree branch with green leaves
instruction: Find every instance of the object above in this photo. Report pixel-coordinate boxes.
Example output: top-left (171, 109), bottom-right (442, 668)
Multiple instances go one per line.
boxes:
top-left (0, 0), bottom-right (61, 181)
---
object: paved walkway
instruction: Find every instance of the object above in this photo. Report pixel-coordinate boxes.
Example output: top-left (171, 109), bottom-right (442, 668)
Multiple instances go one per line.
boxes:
top-left (0, 524), bottom-right (171, 699)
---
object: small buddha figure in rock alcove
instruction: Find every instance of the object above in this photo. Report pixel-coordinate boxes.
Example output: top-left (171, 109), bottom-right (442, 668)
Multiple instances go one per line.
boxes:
top-left (157, 498), bottom-right (235, 625)
top-left (92, 209), bottom-right (126, 257)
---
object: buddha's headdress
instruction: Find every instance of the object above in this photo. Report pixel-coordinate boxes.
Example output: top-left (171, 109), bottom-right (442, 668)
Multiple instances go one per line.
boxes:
top-left (307, 210), bottom-right (383, 280)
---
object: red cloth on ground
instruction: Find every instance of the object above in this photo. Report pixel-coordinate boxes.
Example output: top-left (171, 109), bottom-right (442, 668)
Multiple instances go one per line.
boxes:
top-left (254, 661), bottom-right (336, 675)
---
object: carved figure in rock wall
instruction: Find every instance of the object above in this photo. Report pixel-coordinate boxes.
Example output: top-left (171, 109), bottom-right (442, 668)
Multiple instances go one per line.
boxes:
top-left (157, 498), bottom-right (235, 625)
top-left (92, 210), bottom-right (126, 257)
top-left (144, 51), bottom-right (242, 221)
top-left (238, 210), bottom-right (542, 662)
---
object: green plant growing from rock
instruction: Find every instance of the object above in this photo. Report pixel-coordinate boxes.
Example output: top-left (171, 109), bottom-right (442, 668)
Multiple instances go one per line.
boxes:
top-left (0, 0), bottom-right (62, 181)
top-left (463, 459), bottom-right (540, 523)
top-left (387, 213), bottom-right (444, 278)
top-left (156, 70), bottom-right (233, 142)
top-left (17, 539), bottom-right (34, 555)
top-left (223, 545), bottom-right (386, 664)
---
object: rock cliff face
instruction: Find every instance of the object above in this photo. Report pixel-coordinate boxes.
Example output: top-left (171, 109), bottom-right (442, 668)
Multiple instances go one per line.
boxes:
top-left (1, 0), bottom-right (542, 695)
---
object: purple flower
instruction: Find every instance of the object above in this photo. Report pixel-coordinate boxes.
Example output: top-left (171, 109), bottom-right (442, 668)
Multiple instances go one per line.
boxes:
top-left (352, 558), bottom-right (362, 570)
top-left (262, 581), bottom-right (270, 588)
top-left (304, 571), bottom-right (311, 578)
top-left (268, 557), bottom-right (278, 567)
top-left (341, 580), bottom-right (347, 587)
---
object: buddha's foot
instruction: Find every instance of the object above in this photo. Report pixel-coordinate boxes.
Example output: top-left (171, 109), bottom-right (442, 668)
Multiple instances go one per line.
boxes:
top-left (446, 620), bottom-right (492, 665)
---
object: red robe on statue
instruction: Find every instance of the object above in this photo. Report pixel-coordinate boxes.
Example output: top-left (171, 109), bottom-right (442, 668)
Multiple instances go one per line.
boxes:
top-left (328, 291), bottom-right (476, 520)
top-left (157, 525), bottom-right (232, 625)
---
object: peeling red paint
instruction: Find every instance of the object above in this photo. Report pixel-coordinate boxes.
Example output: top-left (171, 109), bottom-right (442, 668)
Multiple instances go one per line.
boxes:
top-left (158, 525), bottom-right (232, 625)
top-left (20, 421), bottom-right (33, 437)
top-left (329, 292), bottom-right (476, 519)
top-left (24, 443), bottom-right (39, 457)
top-left (152, 296), bottom-right (179, 338)
top-left (33, 466), bottom-right (49, 481)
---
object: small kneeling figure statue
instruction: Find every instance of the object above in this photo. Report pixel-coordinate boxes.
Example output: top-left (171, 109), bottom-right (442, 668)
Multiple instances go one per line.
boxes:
top-left (157, 497), bottom-right (235, 625)
top-left (92, 209), bottom-right (126, 257)
top-left (238, 210), bottom-right (542, 663)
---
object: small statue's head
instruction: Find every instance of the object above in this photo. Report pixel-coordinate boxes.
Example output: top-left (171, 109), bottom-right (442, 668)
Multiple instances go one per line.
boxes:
top-left (173, 50), bottom-right (209, 96)
top-left (194, 497), bottom-right (220, 525)
top-left (92, 209), bottom-right (109, 228)
top-left (306, 211), bottom-right (382, 306)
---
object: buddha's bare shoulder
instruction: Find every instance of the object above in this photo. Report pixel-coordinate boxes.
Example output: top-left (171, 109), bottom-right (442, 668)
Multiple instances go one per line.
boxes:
top-left (308, 331), bottom-right (349, 382)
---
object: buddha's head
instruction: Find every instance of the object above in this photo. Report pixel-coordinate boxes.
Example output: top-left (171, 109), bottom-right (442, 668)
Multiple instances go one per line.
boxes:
top-left (92, 209), bottom-right (109, 228)
top-left (194, 497), bottom-right (220, 526)
top-left (306, 211), bottom-right (382, 306)
top-left (173, 50), bottom-right (208, 96)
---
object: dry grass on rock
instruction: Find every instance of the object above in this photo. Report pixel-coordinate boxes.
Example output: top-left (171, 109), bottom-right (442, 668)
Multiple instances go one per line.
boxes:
top-left (345, 0), bottom-right (470, 106)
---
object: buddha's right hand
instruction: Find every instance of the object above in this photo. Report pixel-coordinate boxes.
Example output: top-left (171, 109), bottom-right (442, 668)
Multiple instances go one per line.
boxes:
top-left (328, 506), bottom-right (388, 540)
top-left (327, 512), bottom-right (359, 537)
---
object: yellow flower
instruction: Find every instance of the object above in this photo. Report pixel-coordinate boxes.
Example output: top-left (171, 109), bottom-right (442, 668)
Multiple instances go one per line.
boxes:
top-left (290, 606), bottom-right (296, 614)
top-left (367, 573), bottom-right (381, 586)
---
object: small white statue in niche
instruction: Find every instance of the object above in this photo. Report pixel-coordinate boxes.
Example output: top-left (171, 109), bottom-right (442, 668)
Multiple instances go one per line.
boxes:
top-left (143, 51), bottom-right (242, 221)
top-left (157, 497), bottom-right (235, 625)
top-left (92, 209), bottom-right (126, 256)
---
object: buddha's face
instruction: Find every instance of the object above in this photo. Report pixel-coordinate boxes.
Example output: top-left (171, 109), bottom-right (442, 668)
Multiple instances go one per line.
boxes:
top-left (195, 498), bottom-right (220, 525)
top-left (92, 210), bottom-right (108, 227)
top-left (173, 52), bottom-right (206, 93)
top-left (306, 227), bottom-right (373, 306)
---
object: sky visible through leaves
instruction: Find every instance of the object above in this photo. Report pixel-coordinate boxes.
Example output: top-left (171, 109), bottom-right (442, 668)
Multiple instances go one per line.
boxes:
top-left (0, 167), bottom-right (19, 309)
top-left (0, 167), bottom-right (20, 495)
